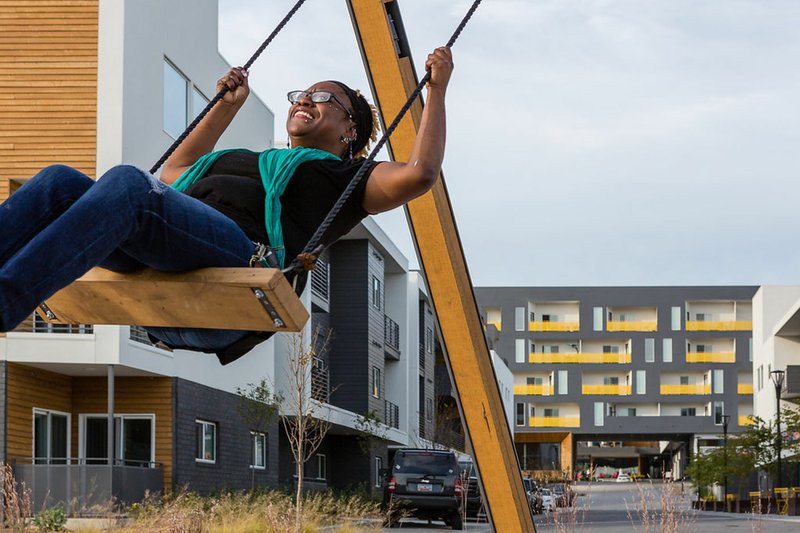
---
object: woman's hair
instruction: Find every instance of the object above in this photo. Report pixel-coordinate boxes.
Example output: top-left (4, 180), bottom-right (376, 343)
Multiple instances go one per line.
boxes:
top-left (329, 80), bottom-right (379, 158)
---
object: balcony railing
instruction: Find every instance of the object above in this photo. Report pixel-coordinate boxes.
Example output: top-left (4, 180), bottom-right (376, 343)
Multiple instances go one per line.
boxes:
top-left (528, 416), bottom-right (580, 428)
top-left (485, 320), bottom-right (501, 331)
top-left (737, 383), bottom-right (754, 394)
top-left (528, 352), bottom-right (631, 364)
top-left (686, 352), bottom-right (735, 363)
top-left (607, 320), bottom-right (657, 332)
top-left (12, 458), bottom-right (163, 513)
top-left (528, 321), bottom-right (579, 332)
top-left (419, 343), bottom-right (426, 370)
top-left (384, 399), bottom-right (400, 429)
top-left (384, 316), bottom-right (400, 351)
top-left (660, 384), bottom-right (711, 395)
top-left (582, 384), bottom-right (631, 395)
top-left (311, 357), bottom-right (329, 403)
top-left (513, 384), bottom-right (553, 396)
top-left (13, 312), bottom-right (93, 334)
top-left (686, 320), bottom-right (752, 331)
top-left (310, 259), bottom-right (330, 303)
top-left (738, 415), bottom-right (754, 426)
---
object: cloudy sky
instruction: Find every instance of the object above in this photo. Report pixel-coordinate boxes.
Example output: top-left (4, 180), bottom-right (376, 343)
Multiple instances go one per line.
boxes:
top-left (217, 0), bottom-right (800, 287)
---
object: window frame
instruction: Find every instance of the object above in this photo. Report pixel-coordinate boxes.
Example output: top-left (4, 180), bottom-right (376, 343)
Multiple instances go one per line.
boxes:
top-left (316, 453), bottom-right (327, 480)
top-left (195, 419), bottom-right (218, 464)
top-left (33, 408), bottom-right (71, 465)
top-left (78, 413), bottom-right (155, 466)
top-left (251, 431), bottom-right (267, 470)
top-left (371, 366), bottom-right (382, 398)
top-left (371, 276), bottom-right (383, 310)
top-left (375, 456), bottom-right (383, 487)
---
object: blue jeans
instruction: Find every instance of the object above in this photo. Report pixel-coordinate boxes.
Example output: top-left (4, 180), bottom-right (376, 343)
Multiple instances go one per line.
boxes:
top-left (0, 164), bottom-right (253, 350)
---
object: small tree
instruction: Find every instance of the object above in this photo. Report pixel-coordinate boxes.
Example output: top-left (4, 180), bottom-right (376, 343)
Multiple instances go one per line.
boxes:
top-left (282, 327), bottom-right (333, 533)
top-left (236, 378), bottom-right (283, 490)
top-left (353, 409), bottom-right (388, 456)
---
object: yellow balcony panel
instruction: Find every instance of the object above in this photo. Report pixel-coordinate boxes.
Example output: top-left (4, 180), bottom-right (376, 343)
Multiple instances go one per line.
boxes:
top-left (686, 352), bottom-right (735, 363)
top-left (660, 384), bottom-right (711, 395)
top-left (738, 415), bottom-right (754, 426)
top-left (486, 320), bottom-right (501, 331)
top-left (607, 320), bottom-right (657, 332)
top-left (582, 384), bottom-right (632, 395)
top-left (513, 384), bottom-right (554, 396)
top-left (686, 320), bottom-right (752, 331)
top-left (528, 353), bottom-right (632, 364)
top-left (737, 383), bottom-right (754, 395)
top-left (528, 321), bottom-right (579, 332)
top-left (529, 416), bottom-right (580, 428)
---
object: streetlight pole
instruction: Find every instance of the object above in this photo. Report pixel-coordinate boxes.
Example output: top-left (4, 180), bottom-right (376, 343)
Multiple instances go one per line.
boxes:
top-left (769, 370), bottom-right (785, 489)
top-left (721, 414), bottom-right (730, 503)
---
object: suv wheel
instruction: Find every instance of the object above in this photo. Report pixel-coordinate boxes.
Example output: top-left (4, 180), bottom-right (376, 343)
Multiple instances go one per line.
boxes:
top-left (450, 511), bottom-right (464, 530)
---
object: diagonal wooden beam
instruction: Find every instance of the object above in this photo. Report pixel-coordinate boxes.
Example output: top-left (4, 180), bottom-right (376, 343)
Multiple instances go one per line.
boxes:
top-left (346, 1), bottom-right (535, 530)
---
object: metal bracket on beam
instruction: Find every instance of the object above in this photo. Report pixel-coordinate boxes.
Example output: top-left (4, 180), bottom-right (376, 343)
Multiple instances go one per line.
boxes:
top-left (252, 288), bottom-right (285, 329)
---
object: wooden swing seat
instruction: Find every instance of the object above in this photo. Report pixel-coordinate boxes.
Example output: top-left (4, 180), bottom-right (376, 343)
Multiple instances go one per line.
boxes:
top-left (39, 267), bottom-right (308, 332)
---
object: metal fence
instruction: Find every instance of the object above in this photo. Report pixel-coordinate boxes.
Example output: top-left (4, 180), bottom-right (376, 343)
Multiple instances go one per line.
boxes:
top-left (311, 357), bottom-right (330, 403)
top-left (310, 259), bottom-right (330, 303)
top-left (384, 316), bottom-right (400, 351)
top-left (13, 312), bottom-right (93, 334)
top-left (384, 399), bottom-right (400, 429)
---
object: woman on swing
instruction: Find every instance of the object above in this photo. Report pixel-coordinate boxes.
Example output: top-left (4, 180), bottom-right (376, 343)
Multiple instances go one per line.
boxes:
top-left (0, 46), bottom-right (453, 364)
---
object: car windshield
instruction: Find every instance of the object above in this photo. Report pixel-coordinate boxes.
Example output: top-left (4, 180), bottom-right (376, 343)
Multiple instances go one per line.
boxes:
top-left (395, 452), bottom-right (455, 475)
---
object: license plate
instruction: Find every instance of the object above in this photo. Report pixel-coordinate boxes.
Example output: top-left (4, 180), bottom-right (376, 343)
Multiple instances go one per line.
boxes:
top-left (416, 484), bottom-right (433, 492)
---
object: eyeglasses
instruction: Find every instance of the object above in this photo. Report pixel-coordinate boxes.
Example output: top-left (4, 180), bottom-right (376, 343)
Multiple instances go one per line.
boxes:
top-left (287, 90), bottom-right (353, 119)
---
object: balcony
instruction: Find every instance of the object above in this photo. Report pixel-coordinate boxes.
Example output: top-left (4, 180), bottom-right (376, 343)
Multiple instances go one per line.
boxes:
top-left (384, 400), bottom-right (400, 429)
top-left (485, 320), bottom-right (502, 331)
top-left (311, 357), bottom-right (329, 403)
top-left (660, 384), bottom-right (711, 395)
top-left (529, 352), bottom-right (631, 364)
top-left (12, 459), bottom-right (163, 513)
top-left (738, 415), bottom-right (754, 426)
top-left (384, 316), bottom-right (400, 360)
top-left (528, 321), bottom-right (579, 332)
top-left (514, 384), bottom-right (553, 396)
top-left (686, 320), bottom-right (752, 331)
top-left (528, 416), bottom-right (580, 428)
top-left (607, 320), bottom-right (657, 332)
top-left (13, 312), bottom-right (93, 334)
top-left (582, 384), bottom-right (631, 395)
top-left (737, 383), bottom-right (754, 395)
top-left (686, 352), bottom-right (735, 363)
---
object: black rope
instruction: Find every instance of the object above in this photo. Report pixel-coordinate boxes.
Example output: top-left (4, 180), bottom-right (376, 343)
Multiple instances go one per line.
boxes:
top-left (149, 0), bottom-right (309, 175)
top-left (288, 0), bottom-right (483, 273)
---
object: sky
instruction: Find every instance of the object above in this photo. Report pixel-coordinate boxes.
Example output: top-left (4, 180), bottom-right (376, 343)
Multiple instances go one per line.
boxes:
top-left (217, 0), bottom-right (800, 287)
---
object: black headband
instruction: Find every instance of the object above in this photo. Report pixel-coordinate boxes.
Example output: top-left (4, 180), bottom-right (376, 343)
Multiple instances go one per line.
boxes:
top-left (329, 80), bottom-right (373, 156)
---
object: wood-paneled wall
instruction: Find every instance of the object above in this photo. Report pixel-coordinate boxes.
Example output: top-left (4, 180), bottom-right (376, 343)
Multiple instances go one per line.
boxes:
top-left (0, 0), bottom-right (99, 203)
top-left (6, 364), bottom-right (173, 490)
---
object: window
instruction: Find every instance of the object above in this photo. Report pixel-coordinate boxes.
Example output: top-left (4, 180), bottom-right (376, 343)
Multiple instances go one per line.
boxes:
top-left (317, 454), bottom-right (327, 479)
top-left (515, 339), bottom-right (526, 363)
top-left (371, 276), bottom-right (382, 310)
top-left (515, 307), bottom-right (526, 331)
top-left (713, 369), bottom-right (724, 394)
top-left (681, 408), bottom-right (696, 417)
top-left (191, 86), bottom-right (209, 118)
top-left (635, 371), bottom-right (646, 395)
top-left (680, 376), bottom-right (690, 385)
top-left (528, 404), bottom-right (536, 420)
top-left (545, 345), bottom-right (559, 354)
top-left (697, 344), bottom-right (711, 353)
top-left (663, 338), bottom-right (673, 363)
top-left (594, 403), bottom-right (604, 426)
top-left (542, 314), bottom-right (553, 322)
top-left (757, 365), bottom-right (763, 391)
top-left (196, 420), bottom-right (217, 463)
top-left (515, 403), bottom-right (525, 426)
top-left (251, 432), bottom-right (267, 469)
top-left (375, 457), bottom-right (383, 487)
top-left (696, 313), bottom-right (708, 321)
top-left (621, 408), bottom-right (637, 417)
top-left (372, 366), bottom-right (381, 398)
top-left (163, 59), bottom-right (188, 138)
top-left (714, 402), bottom-right (724, 425)
top-left (425, 327), bottom-right (434, 354)
top-left (619, 313), bottom-right (632, 322)
top-left (543, 408), bottom-right (559, 417)
top-left (527, 376), bottom-right (543, 385)
top-left (603, 345), bottom-right (620, 354)
top-left (593, 307), bottom-right (603, 331)
top-left (83, 415), bottom-right (154, 466)
top-left (644, 338), bottom-right (655, 362)
top-left (671, 306), bottom-right (681, 331)
top-left (557, 370), bottom-right (568, 395)
top-left (603, 377), bottom-right (619, 386)
top-left (748, 338), bottom-right (753, 362)
top-left (33, 410), bottom-right (69, 465)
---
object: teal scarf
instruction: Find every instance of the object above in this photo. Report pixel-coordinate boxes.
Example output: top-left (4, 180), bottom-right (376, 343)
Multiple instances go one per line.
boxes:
top-left (171, 147), bottom-right (341, 268)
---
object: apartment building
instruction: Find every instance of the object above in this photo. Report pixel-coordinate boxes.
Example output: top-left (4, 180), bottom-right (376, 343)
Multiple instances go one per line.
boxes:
top-left (475, 286), bottom-right (757, 479)
top-left (0, 0), bottom-right (440, 510)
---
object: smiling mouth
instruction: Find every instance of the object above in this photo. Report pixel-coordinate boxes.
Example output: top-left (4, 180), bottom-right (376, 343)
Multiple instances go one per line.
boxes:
top-left (293, 110), bottom-right (314, 121)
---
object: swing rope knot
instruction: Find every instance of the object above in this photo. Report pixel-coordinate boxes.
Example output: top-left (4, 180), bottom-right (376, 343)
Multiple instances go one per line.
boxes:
top-left (295, 252), bottom-right (319, 272)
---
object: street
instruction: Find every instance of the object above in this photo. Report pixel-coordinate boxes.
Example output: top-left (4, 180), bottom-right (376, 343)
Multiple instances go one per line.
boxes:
top-left (383, 481), bottom-right (800, 532)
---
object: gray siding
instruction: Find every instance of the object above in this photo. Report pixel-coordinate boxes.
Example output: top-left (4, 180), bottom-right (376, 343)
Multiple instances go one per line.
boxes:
top-left (172, 378), bottom-right (279, 493)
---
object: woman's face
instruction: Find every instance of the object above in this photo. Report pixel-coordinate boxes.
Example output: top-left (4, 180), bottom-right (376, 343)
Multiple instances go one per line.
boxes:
top-left (286, 81), bottom-right (355, 155)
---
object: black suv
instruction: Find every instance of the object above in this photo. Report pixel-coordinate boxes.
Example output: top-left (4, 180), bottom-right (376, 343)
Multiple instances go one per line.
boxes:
top-left (383, 449), bottom-right (464, 529)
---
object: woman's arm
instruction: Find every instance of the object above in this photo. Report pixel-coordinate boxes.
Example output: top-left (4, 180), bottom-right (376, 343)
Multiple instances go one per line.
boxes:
top-left (362, 47), bottom-right (453, 214)
top-left (160, 67), bottom-right (250, 185)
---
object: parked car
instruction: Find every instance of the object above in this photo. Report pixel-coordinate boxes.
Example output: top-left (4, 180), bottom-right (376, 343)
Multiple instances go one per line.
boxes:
top-left (616, 473), bottom-right (632, 483)
top-left (383, 449), bottom-right (464, 529)
top-left (522, 478), bottom-right (543, 514)
top-left (539, 488), bottom-right (557, 512)
top-left (547, 482), bottom-right (575, 507)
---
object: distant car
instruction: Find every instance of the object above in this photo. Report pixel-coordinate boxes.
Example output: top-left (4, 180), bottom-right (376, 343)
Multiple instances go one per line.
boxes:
top-left (616, 473), bottom-right (632, 483)
top-left (383, 449), bottom-right (464, 529)
top-left (540, 488), bottom-right (557, 512)
top-left (547, 482), bottom-right (575, 507)
top-left (522, 478), bottom-right (543, 514)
